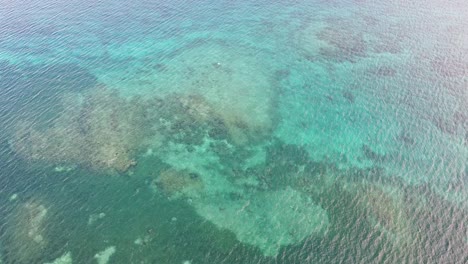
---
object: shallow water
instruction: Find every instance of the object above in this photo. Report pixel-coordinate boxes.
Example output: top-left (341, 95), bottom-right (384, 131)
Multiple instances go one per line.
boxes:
top-left (0, 0), bottom-right (467, 263)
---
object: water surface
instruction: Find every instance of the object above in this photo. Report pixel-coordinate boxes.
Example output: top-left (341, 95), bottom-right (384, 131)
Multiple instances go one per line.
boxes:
top-left (0, 0), bottom-right (467, 263)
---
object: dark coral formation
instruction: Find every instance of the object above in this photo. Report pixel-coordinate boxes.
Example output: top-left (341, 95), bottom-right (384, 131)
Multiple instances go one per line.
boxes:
top-left (151, 93), bottom-right (227, 146)
top-left (241, 140), bottom-right (332, 192)
top-left (342, 90), bottom-right (355, 103)
top-left (10, 86), bottom-right (275, 173)
top-left (153, 168), bottom-right (204, 198)
top-left (153, 93), bottom-right (271, 147)
top-left (11, 87), bottom-right (152, 172)
top-left (316, 25), bottom-right (368, 63)
top-left (361, 144), bottom-right (387, 162)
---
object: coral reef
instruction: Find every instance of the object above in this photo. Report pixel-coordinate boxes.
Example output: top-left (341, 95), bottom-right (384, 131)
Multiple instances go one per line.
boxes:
top-left (355, 183), bottom-right (413, 248)
top-left (316, 25), bottom-right (368, 62)
top-left (154, 168), bottom-right (204, 199)
top-left (260, 140), bottom-right (332, 192)
top-left (3, 199), bottom-right (49, 263)
top-left (44, 252), bottom-right (72, 264)
top-left (151, 93), bottom-right (223, 146)
top-left (295, 19), bottom-right (368, 63)
top-left (151, 43), bottom-right (277, 145)
top-left (154, 92), bottom-right (268, 146)
top-left (11, 87), bottom-right (152, 172)
top-left (194, 187), bottom-right (329, 256)
top-left (10, 44), bottom-right (279, 178)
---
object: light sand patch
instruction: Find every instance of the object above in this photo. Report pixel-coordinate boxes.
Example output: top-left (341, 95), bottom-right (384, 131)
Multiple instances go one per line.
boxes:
top-left (94, 246), bottom-right (116, 264)
top-left (44, 252), bottom-right (72, 264)
top-left (194, 187), bottom-right (329, 256)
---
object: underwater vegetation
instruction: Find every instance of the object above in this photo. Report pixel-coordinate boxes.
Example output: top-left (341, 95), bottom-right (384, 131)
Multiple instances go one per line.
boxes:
top-left (1, 38), bottom-right (465, 264)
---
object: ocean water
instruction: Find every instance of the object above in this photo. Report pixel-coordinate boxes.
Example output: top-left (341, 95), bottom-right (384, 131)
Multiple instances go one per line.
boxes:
top-left (0, 0), bottom-right (467, 263)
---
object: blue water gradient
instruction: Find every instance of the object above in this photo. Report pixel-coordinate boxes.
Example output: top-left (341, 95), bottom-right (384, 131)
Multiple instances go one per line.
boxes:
top-left (0, 0), bottom-right (466, 263)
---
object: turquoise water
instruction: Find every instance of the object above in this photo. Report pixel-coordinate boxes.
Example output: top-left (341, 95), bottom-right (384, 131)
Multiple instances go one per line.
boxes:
top-left (0, 0), bottom-right (467, 263)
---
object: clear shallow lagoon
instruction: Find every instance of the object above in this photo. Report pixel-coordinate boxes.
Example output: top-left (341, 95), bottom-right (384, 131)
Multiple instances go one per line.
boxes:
top-left (0, 0), bottom-right (467, 263)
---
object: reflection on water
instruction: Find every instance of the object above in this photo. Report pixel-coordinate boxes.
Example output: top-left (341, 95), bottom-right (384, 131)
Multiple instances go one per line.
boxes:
top-left (0, 0), bottom-right (467, 263)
